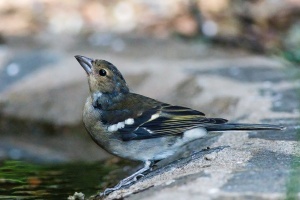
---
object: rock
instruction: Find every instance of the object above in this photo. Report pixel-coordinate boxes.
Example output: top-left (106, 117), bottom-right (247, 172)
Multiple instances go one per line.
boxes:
top-left (68, 192), bottom-right (85, 200)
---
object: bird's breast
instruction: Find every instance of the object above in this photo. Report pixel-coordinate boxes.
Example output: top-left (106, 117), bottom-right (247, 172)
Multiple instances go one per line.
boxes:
top-left (83, 97), bottom-right (110, 144)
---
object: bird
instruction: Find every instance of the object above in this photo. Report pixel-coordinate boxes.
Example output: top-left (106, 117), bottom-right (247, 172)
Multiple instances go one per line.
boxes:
top-left (75, 55), bottom-right (283, 196)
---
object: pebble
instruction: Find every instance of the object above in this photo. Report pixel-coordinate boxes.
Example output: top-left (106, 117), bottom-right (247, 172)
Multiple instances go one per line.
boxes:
top-left (204, 152), bottom-right (218, 161)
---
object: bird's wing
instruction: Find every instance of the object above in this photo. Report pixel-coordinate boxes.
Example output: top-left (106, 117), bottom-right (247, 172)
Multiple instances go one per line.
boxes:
top-left (117, 104), bottom-right (228, 141)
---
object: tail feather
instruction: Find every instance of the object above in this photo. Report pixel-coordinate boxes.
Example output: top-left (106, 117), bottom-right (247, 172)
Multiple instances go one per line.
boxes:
top-left (206, 123), bottom-right (284, 132)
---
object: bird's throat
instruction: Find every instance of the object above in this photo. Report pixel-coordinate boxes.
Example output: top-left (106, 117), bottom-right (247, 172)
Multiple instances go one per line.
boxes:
top-left (91, 91), bottom-right (126, 110)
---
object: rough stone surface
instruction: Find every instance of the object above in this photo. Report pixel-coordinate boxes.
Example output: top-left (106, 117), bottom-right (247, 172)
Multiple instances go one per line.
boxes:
top-left (0, 36), bottom-right (299, 199)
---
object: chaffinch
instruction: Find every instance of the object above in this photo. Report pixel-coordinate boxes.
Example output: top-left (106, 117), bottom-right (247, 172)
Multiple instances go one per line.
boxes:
top-left (75, 55), bottom-right (283, 196)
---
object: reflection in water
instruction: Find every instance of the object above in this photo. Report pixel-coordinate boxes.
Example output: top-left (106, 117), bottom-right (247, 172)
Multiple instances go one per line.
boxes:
top-left (0, 160), bottom-right (136, 199)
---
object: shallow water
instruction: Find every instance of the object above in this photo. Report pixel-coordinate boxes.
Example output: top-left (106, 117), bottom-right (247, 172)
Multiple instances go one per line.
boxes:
top-left (0, 159), bottom-right (136, 199)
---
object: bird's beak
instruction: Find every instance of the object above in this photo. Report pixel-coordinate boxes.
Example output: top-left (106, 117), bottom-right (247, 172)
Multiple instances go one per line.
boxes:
top-left (75, 55), bottom-right (94, 75)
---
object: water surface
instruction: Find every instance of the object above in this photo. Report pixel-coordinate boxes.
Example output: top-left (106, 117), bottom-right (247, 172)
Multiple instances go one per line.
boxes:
top-left (0, 159), bottom-right (136, 199)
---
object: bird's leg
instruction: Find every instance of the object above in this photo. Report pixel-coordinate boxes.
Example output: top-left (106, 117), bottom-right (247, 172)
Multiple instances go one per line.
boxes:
top-left (101, 160), bottom-right (152, 196)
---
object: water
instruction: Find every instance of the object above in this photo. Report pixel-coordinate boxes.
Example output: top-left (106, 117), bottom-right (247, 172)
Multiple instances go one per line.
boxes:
top-left (0, 160), bottom-right (136, 200)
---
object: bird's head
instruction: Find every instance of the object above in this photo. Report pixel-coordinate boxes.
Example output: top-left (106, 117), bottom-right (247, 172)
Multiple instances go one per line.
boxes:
top-left (75, 55), bottom-right (129, 97)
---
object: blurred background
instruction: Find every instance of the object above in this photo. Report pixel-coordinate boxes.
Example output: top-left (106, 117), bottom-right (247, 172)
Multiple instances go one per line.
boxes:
top-left (0, 0), bottom-right (299, 199)
top-left (0, 0), bottom-right (300, 55)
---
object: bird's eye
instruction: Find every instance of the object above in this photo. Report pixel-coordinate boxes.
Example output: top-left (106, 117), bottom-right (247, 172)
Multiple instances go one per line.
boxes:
top-left (99, 69), bottom-right (107, 76)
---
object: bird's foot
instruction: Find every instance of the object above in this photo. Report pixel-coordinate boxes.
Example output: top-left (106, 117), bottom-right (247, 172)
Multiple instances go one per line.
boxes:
top-left (100, 174), bottom-right (143, 196)
top-left (100, 161), bottom-right (152, 196)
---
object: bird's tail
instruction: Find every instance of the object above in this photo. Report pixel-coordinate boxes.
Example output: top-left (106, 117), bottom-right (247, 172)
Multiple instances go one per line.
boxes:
top-left (206, 123), bottom-right (284, 132)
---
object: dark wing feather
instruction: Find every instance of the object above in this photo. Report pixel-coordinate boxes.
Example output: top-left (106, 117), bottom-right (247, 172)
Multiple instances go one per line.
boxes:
top-left (119, 104), bottom-right (228, 141)
top-left (100, 93), bottom-right (161, 125)
top-left (161, 104), bottom-right (205, 116)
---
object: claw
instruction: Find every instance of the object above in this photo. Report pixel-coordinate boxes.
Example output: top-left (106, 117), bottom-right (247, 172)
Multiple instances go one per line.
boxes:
top-left (100, 188), bottom-right (114, 196)
top-left (136, 174), bottom-right (144, 179)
